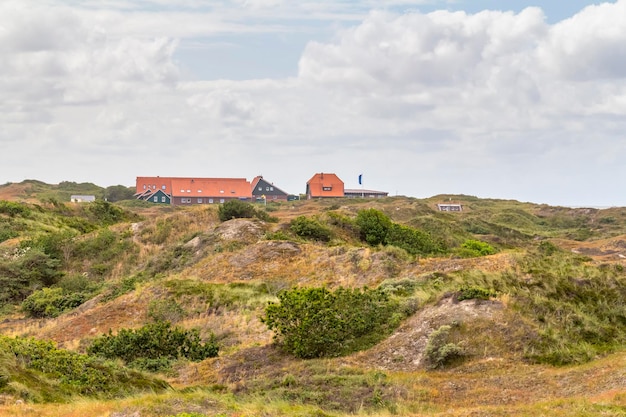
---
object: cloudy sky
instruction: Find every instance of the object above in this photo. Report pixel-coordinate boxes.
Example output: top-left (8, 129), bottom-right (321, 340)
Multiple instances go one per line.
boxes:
top-left (2, 0), bottom-right (625, 207)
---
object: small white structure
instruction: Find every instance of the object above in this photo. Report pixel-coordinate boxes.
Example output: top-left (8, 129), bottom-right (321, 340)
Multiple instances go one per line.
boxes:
top-left (70, 195), bottom-right (96, 203)
top-left (437, 203), bottom-right (462, 212)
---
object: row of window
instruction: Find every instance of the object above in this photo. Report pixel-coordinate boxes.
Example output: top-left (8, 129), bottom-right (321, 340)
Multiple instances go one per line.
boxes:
top-left (180, 198), bottom-right (225, 204)
top-left (143, 184), bottom-right (167, 190)
top-left (258, 186), bottom-right (274, 191)
top-left (180, 189), bottom-right (232, 194)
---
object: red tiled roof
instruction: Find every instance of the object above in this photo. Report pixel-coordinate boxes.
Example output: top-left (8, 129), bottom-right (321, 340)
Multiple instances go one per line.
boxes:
top-left (306, 173), bottom-right (344, 198)
top-left (170, 178), bottom-right (251, 198)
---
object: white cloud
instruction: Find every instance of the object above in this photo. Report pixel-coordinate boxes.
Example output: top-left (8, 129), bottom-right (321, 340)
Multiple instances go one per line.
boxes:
top-left (2, 1), bottom-right (626, 206)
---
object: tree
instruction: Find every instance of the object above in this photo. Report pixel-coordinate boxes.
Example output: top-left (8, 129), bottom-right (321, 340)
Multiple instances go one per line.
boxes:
top-left (104, 185), bottom-right (135, 202)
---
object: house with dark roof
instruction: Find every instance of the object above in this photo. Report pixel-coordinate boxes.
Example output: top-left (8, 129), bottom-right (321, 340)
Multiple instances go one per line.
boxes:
top-left (306, 173), bottom-right (344, 199)
top-left (251, 176), bottom-right (289, 202)
top-left (142, 189), bottom-right (171, 204)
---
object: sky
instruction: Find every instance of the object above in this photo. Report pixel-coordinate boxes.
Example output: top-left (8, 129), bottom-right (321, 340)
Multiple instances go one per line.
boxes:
top-left (1, 0), bottom-right (626, 207)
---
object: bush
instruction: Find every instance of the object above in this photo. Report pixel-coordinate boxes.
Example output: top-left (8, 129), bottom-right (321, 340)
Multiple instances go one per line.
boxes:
top-left (355, 209), bottom-right (392, 245)
top-left (290, 216), bottom-right (333, 242)
top-left (0, 201), bottom-right (31, 217)
top-left (88, 200), bottom-right (130, 225)
top-left (457, 239), bottom-right (496, 258)
top-left (218, 200), bottom-right (257, 221)
top-left (386, 223), bottom-right (444, 255)
top-left (424, 325), bottom-right (465, 369)
top-left (456, 286), bottom-right (496, 301)
top-left (21, 287), bottom-right (87, 318)
top-left (262, 287), bottom-right (398, 359)
top-left (3, 335), bottom-right (169, 398)
top-left (0, 249), bottom-right (63, 304)
top-left (87, 321), bottom-right (219, 369)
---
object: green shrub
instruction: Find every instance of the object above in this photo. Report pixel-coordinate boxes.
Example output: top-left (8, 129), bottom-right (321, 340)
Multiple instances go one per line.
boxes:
top-left (386, 223), bottom-right (444, 255)
top-left (290, 216), bottom-right (333, 242)
top-left (0, 201), bottom-right (31, 217)
top-left (0, 249), bottom-right (63, 304)
top-left (355, 209), bottom-right (392, 245)
top-left (218, 200), bottom-right (257, 221)
top-left (21, 287), bottom-right (87, 318)
top-left (424, 325), bottom-right (465, 369)
top-left (3, 335), bottom-right (168, 399)
top-left (456, 286), bottom-right (496, 301)
top-left (457, 239), bottom-right (496, 258)
top-left (262, 287), bottom-right (398, 359)
top-left (87, 321), bottom-right (218, 369)
top-left (88, 200), bottom-right (130, 225)
top-left (265, 230), bottom-right (291, 240)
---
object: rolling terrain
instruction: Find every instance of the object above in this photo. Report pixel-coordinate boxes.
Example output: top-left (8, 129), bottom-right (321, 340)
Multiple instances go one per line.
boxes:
top-left (1, 181), bottom-right (626, 416)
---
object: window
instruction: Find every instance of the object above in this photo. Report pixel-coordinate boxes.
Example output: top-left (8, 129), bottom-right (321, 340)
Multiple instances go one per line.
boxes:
top-left (209, 198), bottom-right (213, 204)
top-left (161, 196), bottom-right (166, 202)
top-left (270, 187), bottom-right (274, 191)
top-left (197, 189), bottom-right (202, 193)
top-left (258, 187), bottom-right (262, 191)
top-left (219, 199), bottom-right (225, 203)
top-left (162, 185), bottom-right (166, 190)
top-left (323, 186), bottom-right (332, 191)
top-left (181, 189), bottom-right (185, 192)
top-left (153, 196), bottom-right (158, 202)
top-left (266, 186), bottom-right (269, 191)
top-left (197, 198), bottom-right (203, 204)
top-left (181, 198), bottom-right (191, 204)
top-left (220, 190), bottom-right (224, 194)
top-left (153, 185), bottom-right (156, 189)
top-left (143, 185), bottom-right (146, 190)
top-left (187, 189), bottom-right (191, 193)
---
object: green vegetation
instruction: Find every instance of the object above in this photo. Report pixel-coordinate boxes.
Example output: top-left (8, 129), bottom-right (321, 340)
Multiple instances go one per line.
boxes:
top-left (457, 239), bottom-right (497, 257)
top-left (424, 324), bottom-right (466, 369)
top-left (218, 199), bottom-right (277, 222)
top-left (3, 185), bottom-right (626, 415)
top-left (21, 287), bottom-right (87, 318)
top-left (355, 208), bottom-right (445, 255)
top-left (262, 287), bottom-right (403, 359)
top-left (290, 216), bottom-right (333, 242)
top-left (87, 321), bottom-right (219, 372)
top-left (0, 335), bottom-right (168, 401)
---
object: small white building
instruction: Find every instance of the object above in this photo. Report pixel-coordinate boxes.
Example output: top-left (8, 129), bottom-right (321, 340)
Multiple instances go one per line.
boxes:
top-left (70, 195), bottom-right (96, 203)
top-left (437, 203), bottom-right (462, 212)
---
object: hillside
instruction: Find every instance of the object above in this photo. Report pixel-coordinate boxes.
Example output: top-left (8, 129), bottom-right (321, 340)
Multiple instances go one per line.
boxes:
top-left (1, 185), bottom-right (626, 416)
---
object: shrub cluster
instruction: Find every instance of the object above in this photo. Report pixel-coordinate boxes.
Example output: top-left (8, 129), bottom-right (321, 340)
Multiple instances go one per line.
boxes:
top-left (355, 209), bottom-right (445, 255)
top-left (457, 239), bottom-right (497, 258)
top-left (1, 335), bottom-right (168, 399)
top-left (87, 321), bottom-right (219, 371)
top-left (262, 287), bottom-right (399, 359)
top-left (289, 216), bottom-right (333, 242)
top-left (0, 249), bottom-right (63, 305)
top-left (424, 325), bottom-right (465, 369)
top-left (218, 199), bottom-right (277, 222)
top-left (21, 287), bottom-right (87, 318)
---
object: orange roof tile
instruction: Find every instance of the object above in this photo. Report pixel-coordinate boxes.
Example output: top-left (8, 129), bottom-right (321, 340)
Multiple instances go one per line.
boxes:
top-left (306, 173), bottom-right (344, 198)
top-left (170, 178), bottom-right (252, 198)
